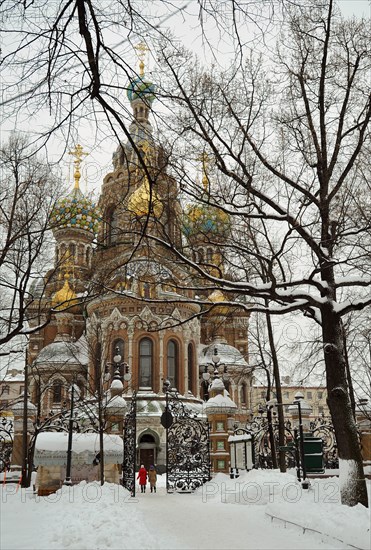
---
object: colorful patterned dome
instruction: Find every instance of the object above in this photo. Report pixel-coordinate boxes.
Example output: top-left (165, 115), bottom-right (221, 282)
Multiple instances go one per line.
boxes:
top-left (51, 144), bottom-right (101, 235)
top-left (51, 188), bottom-right (101, 234)
top-left (183, 202), bottom-right (231, 239)
top-left (127, 75), bottom-right (156, 104)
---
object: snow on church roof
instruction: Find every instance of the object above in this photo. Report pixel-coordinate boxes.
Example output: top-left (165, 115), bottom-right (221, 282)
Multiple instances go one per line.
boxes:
top-left (34, 335), bottom-right (88, 366)
top-left (199, 339), bottom-right (248, 368)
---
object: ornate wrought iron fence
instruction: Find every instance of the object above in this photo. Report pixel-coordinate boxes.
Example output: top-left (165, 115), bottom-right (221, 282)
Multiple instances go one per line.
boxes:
top-left (245, 413), bottom-right (338, 470)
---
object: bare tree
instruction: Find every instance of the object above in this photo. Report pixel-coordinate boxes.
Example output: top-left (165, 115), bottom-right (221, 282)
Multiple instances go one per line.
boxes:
top-left (0, 135), bottom-right (65, 347)
top-left (149, 2), bottom-right (370, 506)
top-left (1, 0), bottom-right (369, 507)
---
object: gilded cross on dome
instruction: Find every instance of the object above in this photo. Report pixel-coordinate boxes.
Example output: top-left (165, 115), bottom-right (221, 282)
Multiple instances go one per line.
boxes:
top-left (135, 42), bottom-right (149, 77)
top-left (69, 144), bottom-right (88, 190)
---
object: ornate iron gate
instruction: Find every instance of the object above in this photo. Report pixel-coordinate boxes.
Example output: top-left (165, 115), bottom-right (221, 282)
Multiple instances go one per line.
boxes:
top-left (163, 388), bottom-right (210, 492)
top-left (122, 392), bottom-right (137, 496)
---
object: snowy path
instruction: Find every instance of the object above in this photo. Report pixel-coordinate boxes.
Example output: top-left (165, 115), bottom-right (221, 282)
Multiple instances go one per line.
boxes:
top-left (1, 471), bottom-right (369, 550)
top-left (137, 484), bottom-right (355, 550)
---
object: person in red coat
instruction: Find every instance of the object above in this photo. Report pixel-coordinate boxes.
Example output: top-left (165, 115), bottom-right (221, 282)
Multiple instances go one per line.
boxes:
top-left (137, 465), bottom-right (148, 493)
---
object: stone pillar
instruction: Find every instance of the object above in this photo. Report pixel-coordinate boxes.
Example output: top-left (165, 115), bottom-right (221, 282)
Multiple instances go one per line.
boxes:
top-left (205, 378), bottom-right (237, 475)
top-left (11, 394), bottom-right (37, 471)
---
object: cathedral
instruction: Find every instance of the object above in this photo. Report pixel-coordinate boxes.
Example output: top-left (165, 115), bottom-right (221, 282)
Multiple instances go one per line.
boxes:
top-left (26, 53), bottom-right (252, 471)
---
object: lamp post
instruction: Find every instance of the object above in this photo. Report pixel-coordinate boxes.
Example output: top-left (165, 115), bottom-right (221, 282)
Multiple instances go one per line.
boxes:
top-left (161, 379), bottom-right (173, 493)
top-left (287, 392), bottom-right (311, 488)
top-left (21, 353), bottom-right (29, 488)
top-left (63, 382), bottom-right (75, 486)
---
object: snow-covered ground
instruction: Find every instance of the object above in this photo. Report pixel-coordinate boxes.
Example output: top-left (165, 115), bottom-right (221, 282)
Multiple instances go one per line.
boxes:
top-left (1, 470), bottom-right (370, 550)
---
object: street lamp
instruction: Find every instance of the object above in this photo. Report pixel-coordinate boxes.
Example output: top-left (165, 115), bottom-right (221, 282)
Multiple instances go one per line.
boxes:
top-left (287, 392), bottom-right (311, 489)
top-left (161, 379), bottom-right (174, 493)
top-left (63, 382), bottom-right (76, 486)
top-left (113, 347), bottom-right (131, 382)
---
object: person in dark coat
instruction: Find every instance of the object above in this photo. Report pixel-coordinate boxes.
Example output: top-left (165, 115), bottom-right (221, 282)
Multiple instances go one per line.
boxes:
top-left (148, 465), bottom-right (157, 493)
top-left (137, 464), bottom-right (148, 493)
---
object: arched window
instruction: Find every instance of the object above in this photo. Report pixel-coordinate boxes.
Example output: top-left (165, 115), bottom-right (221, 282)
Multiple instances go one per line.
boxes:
top-left (187, 343), bottom-right (194, 394)
top-left (112, 339), bottom-right (125, 378)
top-left (206, 247), bottom-right (213, 262)
top-left (167, 340), bottom-right (178, 389)
top-left (84, 246), bottom-right (90, 266)
top-left (139, 338), bottom-right (153, 389)
top-left (52, 380), bottom-right (63, 404)
top-left (197, 248), bottom-right (204, 263)
top-left (69, 243), bottom-right (76, 261)
top-left (106, 206), bottom-right (119, 245)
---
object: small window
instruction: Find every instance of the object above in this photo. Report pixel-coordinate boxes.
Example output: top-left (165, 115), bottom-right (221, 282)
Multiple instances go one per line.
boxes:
top-left (216, 421), bottom-right (225, 432)
top-left (317, 391), bottom-right (323, 400)
top-left (284, 391), bottom-right (290, 399)
top-left (307, 391), bottom-right (312, 400)
top-left (217, 460), bottom-right (225, 470)
top-left (318, 406), bottom-right (324, 414)
top-left (2, 385), bottom-right (10, 395)
top-left (216, 440), bottom-right (225, 450)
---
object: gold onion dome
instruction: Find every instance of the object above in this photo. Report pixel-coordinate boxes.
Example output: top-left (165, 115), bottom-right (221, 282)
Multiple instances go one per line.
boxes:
top-left (51, 144), bottom-right (101, 235)
top-left (52, 275), bottom-right (80, 312)
top-left (208, 289), bottom-right (229, 315)
top-left (128, 177), bottom-right (163, 218)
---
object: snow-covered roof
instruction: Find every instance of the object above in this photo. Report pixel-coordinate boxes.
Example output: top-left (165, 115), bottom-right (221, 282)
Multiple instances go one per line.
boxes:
top-left (204, 392), bottom-right (237, 414)
top-left (198, 339), bottom-right (248, 369)
top-left (34, 335), bottom-right (88, 367)
top-left (34, 432), bottom-right (123, 465)
top-left (2, 371), bottom-right (24, 382)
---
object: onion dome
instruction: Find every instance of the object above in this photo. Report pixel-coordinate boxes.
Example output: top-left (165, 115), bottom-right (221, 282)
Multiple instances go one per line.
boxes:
top-left (183, 202), bottom-right (230, 239)
top-left (127, 43), bottom-right (155, 105)
top-left (128, 177), bottom-right (163, 218)
top-left (183, 154), bottom-right (230, 240)
top-left (127, 75), bottom-right (156, 105)
top-left (50, 144), bottom-right (101, 235)
top-left (208, 289), bottom-right (229, 315)
top-left (52, 274), bottom-right (79, 312)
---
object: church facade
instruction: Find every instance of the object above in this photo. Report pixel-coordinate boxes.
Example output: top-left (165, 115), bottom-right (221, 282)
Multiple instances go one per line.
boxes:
top-left (26, 56), bottom-right (252, 471)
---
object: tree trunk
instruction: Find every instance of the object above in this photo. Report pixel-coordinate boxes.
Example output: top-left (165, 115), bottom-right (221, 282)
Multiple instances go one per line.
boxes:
top-left (265, 309), bottom-right (286, 472)
top-left (322, 304), bottom-right (368, 507)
